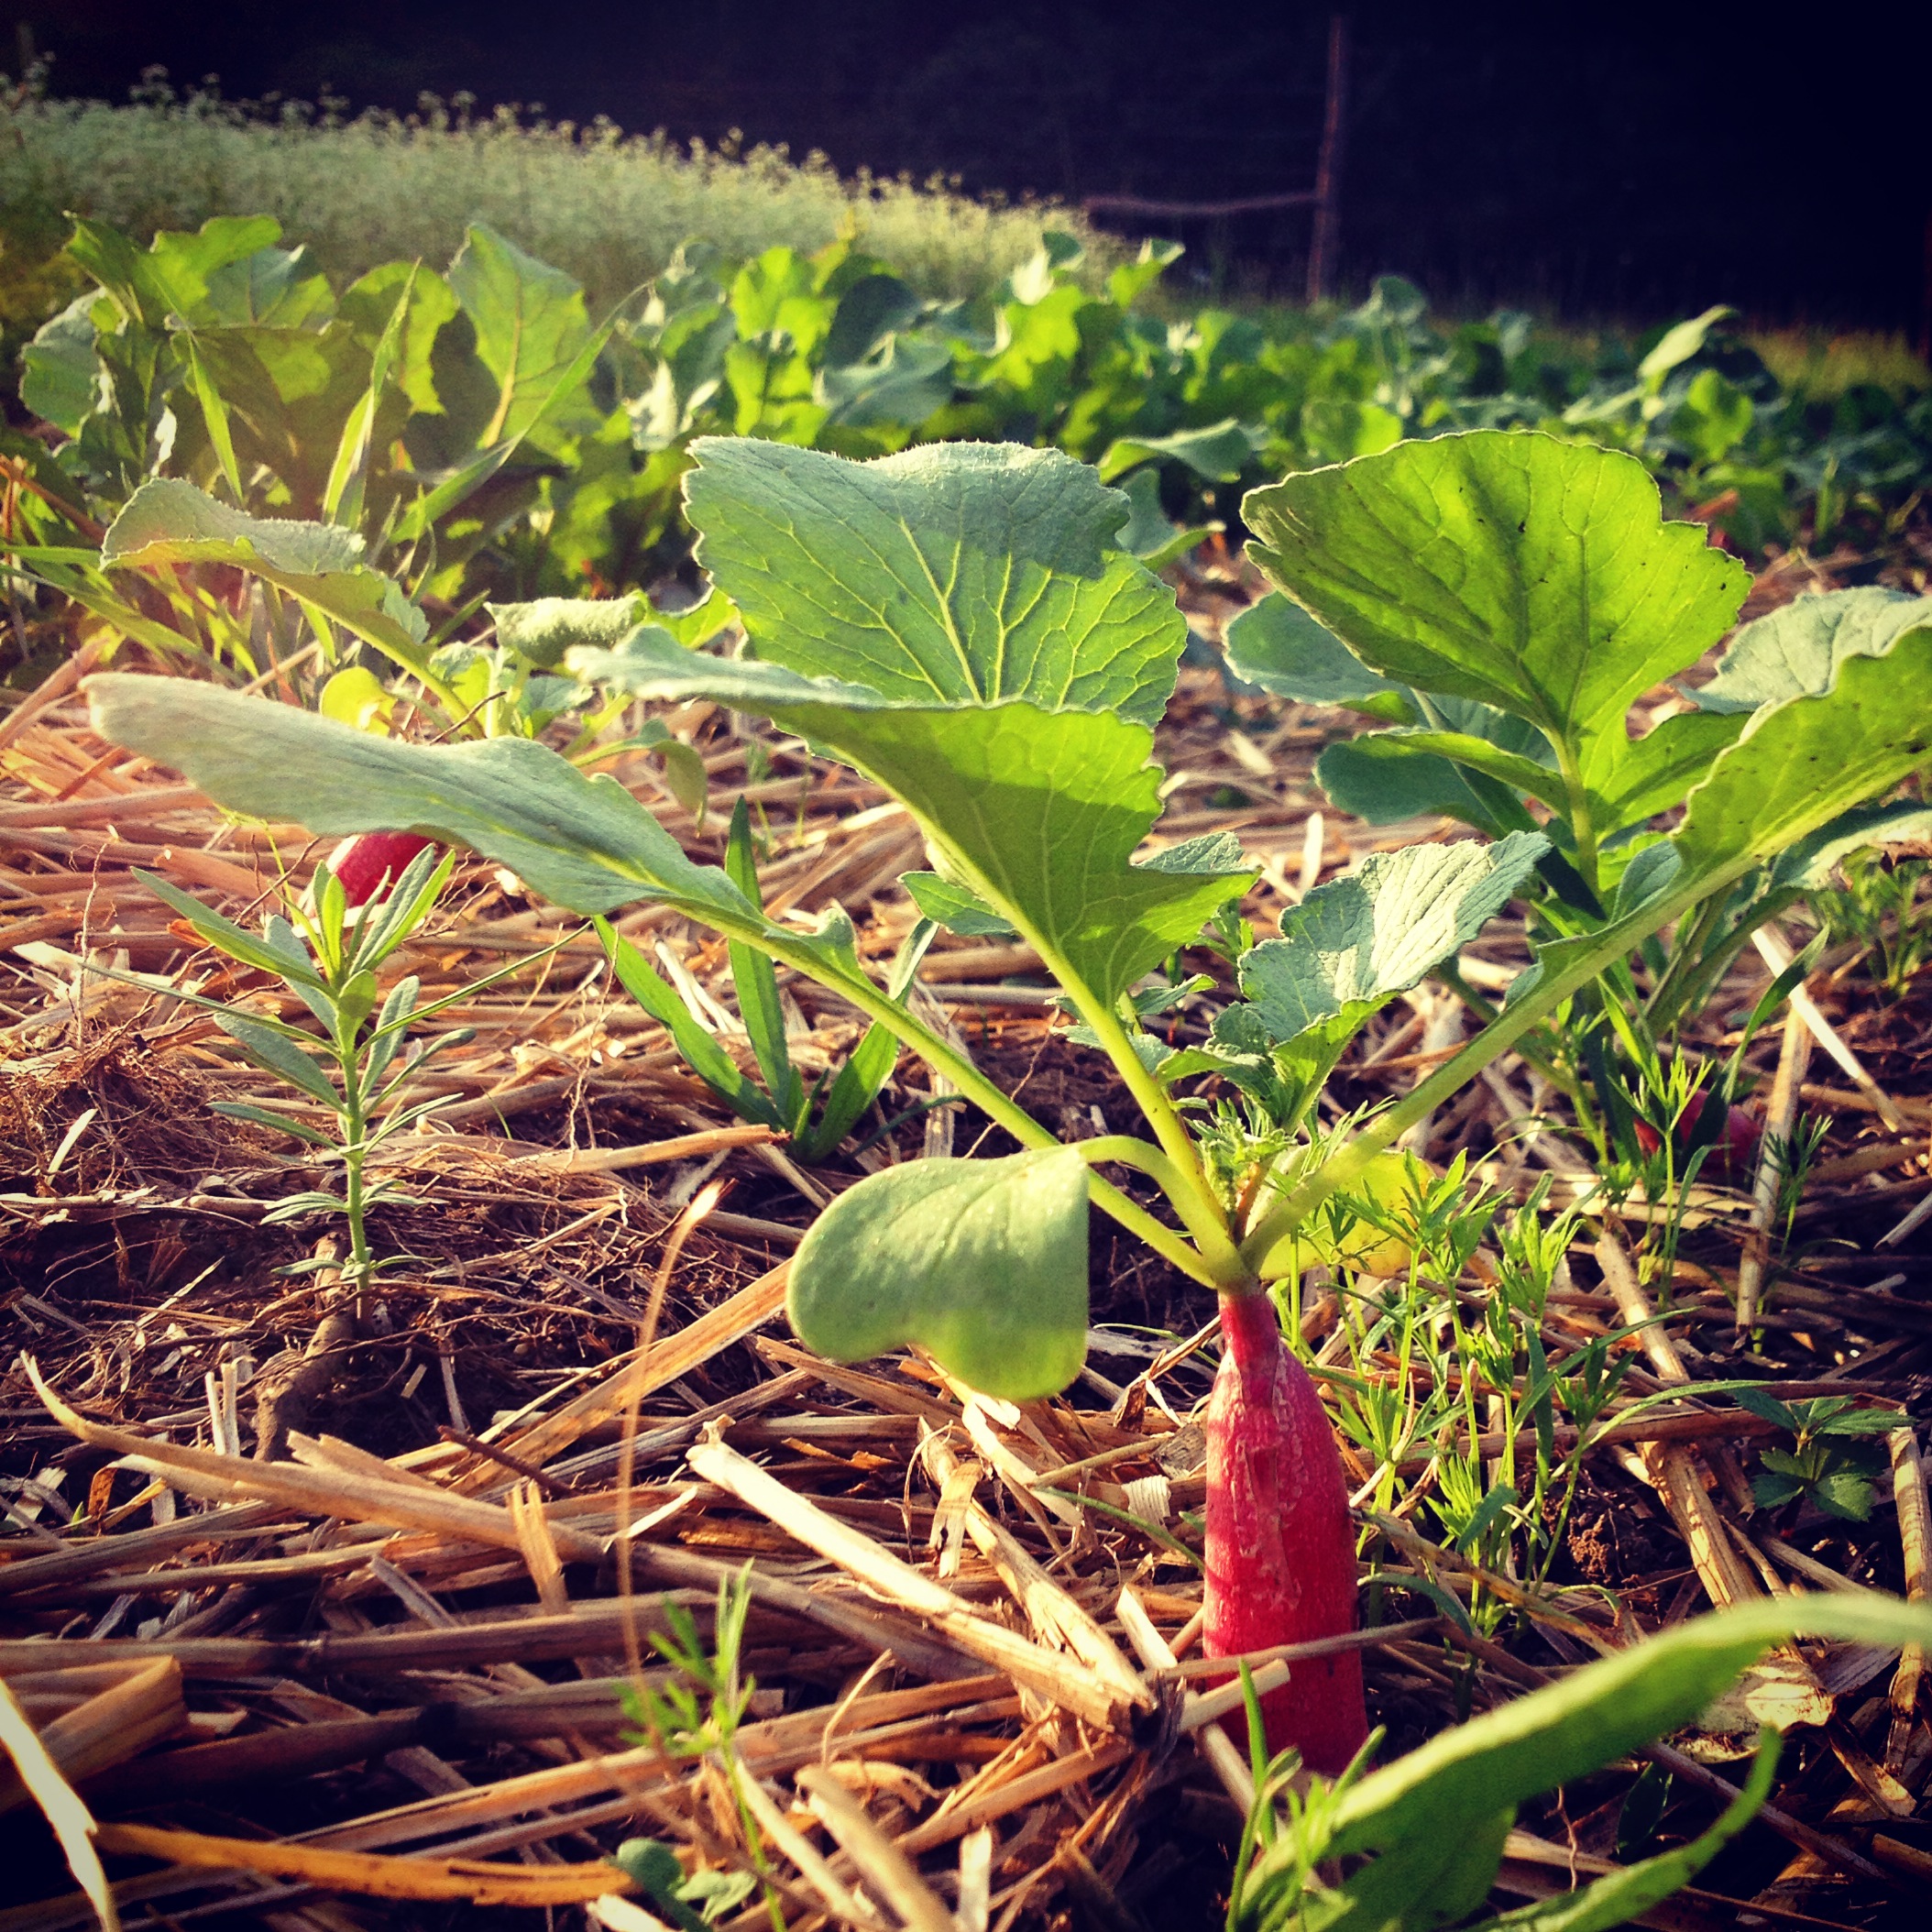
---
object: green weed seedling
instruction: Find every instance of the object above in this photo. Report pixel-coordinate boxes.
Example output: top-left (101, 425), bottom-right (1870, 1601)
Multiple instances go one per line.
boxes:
top-left (1812, 841), bottom-right (1932, 998)
top-left (617, 1566), bottom-right (771, 1929)
top-left (88, 429), bottom-right (1932, 1810)
top-left (1734, 1388), bottom-right (1904, 1523)
top-left (598, 797), bottom-right (939, 1162)
top-left (136, 845), bottom-right (536, 1312)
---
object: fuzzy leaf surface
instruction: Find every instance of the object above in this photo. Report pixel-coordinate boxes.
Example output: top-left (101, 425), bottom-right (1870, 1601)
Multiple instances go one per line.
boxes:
top-left (86, 675), bottom-right (749, 924)
top-left (1674, 628), bottom-right (1932, 879)
top-left (684, 438), bottom-right (1183, 725)
top-left (1694, 587), bottom-right (1932, 713)
top-left (788, 1147), bottom-right (1090, 1400)
top-left (1235, 832), bottom-right (1549, 1046)
top-left (102, 478), bottom-right (431, 672)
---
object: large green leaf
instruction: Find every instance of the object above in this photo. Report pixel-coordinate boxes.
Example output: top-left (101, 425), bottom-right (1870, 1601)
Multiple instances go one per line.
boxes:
top-left (1693, 586), bottom-right (1932, 713)
top-left (446, 224), bottom-right (597, 448)
top-left (1238, 1591), bottom-right (1930, 1930)
top-left (568, 631), bottom-right (1251, 1005)
top-left (787, 1147), bottom-right (1091, 1400)
top-left (1319, 1591), bottom-right (1932, 1863)
top-left (20, 294), bottom-right (101, 436)
top-left (1243, 432), bottom-right (1749, 803)
top-left (1098, 417), bottom-right (1257, 484)
top-left (85, 675), bottom-right (744, 924)
top-left (182, 324), bottom-right (379, 513)
top-left (69, 215), bottom-right (284, 331)
top-left (684, 438), bottom-right (1184, 727)
top-left (1675, 627), bottom-right (1932, 878)
top-left (100, 479), bottom-right (433, 675)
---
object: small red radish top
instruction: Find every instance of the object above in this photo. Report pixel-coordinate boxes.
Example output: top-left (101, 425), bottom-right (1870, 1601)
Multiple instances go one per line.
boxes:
top-left (1202, 1288), bottom-right (1367, 1773)
top-left (327, 832), bottom-right (436, 908)
top-left (1632, 1087), bottom-right (1761, 1179)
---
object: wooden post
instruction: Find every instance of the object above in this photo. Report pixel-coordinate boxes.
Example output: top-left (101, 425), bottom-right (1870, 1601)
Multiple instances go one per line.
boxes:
top-left (1307, 15), bottom-right (1350, 305)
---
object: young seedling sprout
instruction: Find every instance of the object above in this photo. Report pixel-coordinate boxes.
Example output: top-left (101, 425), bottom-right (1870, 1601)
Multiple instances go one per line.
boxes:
top-left (134, 846), bottom-right (545, 1318)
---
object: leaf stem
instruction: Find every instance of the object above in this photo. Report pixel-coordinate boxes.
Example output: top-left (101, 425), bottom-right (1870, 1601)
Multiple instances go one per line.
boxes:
top-left (1075, 1136), bottom-right (1250, 1283)
top-left (721, 917), bottom-right (1226, 1288)
top-left (1554, 740), bottom-right (1601, 901)
top-left (1042, 970), bottom-right (1241, 1266)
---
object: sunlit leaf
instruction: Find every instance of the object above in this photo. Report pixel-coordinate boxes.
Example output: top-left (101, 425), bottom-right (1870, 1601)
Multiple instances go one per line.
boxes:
top-left (788, 1147), bottom-right (1090, 1400)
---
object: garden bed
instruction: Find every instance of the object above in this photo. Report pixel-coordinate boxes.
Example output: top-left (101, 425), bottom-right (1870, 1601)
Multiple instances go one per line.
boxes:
top-left (3, 527), bottom-right (1930, 1931)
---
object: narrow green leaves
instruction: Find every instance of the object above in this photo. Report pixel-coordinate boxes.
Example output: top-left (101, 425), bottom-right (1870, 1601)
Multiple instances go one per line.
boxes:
top-left (788, 1147), bottom-right (1091, 1400)
top-left (1322, 1590), bottom-right (1932, 1861)
top-left (1235, 1590), bottom-right (1932, 1931)
top-left (685, 437), bottom-right (1185, 726)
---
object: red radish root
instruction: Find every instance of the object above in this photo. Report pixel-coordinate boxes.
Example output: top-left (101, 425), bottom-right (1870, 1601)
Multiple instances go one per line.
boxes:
top-left (1203, 1288), bottom-right (1367, 1773)
top-left (328, 832), bottom-right (436, 908)
top-left (1632, 1088), bottom-right (1761, 1179)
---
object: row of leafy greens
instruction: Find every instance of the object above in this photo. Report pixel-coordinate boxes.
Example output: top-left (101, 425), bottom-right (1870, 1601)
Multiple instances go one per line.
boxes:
top-left (10, 211), bottom-right (1926, 651)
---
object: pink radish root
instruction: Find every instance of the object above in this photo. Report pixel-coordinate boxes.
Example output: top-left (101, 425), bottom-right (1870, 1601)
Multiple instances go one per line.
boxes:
top-left (1202, 1287), bottom-right (1367, 1774)
top-left (327, 832), bottom-right (436, 908)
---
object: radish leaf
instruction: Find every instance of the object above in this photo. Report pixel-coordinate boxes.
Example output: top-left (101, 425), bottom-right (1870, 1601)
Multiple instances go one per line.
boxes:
top-left (102, 478), bottom-right (434, 676)
top-left (1224, 591), bottom-right (1411, 720)
top-left (446, 224), bottom-right (598, 449)
top-left (1187, 834), bottom-right (1546, 1133)
top-left (1237, 834), bottom-right (1550, 1047)
top-left (788, 1146), bottom-right (1091, 1400)
top-left (1235, 1592), bottom-right (1932, 1928)
top-left (1245, 431), bottom-right (1749, 836)
top-left (1693, 585), bottom-right (1932, 713)
top-left (686, 437), bottom-right (1184, 725)
top-left (85, 674), bottom-right (748, 924)
top-left (570, 631), bottom-right (1251, 1005)
top-left (1675, 626), bottom-right (1932, 878)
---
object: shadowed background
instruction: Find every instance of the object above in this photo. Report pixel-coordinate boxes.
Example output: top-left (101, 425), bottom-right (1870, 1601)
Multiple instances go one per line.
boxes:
top-left (12, 2), bottom-right (1931, 331)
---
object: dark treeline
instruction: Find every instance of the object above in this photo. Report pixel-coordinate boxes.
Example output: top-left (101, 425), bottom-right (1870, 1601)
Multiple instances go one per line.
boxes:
top-left (14, 2), bottom-right (1930, 330)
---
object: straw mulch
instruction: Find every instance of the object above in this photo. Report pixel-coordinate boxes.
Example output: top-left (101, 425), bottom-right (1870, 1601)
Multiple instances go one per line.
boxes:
top-left (1, 555), bottom-right (1930, 1930)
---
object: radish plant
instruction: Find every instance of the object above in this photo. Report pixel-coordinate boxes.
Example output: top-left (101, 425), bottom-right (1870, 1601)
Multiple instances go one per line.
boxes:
top-left (86, 430), bottom-right (1932, 1771)
top-left (1227, 473), bottom-right (1932, 1170)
